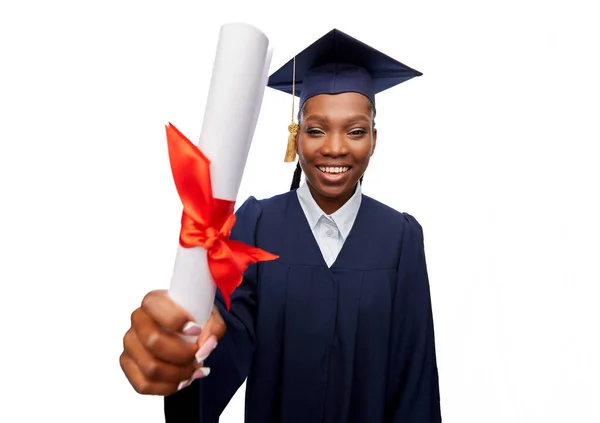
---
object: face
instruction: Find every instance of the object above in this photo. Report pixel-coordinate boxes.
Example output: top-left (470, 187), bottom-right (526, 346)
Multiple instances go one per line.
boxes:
top-left (297, 92), bottom-right (377, 213)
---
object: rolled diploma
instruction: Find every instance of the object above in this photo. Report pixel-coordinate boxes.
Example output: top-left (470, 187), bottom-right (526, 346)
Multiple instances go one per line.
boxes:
top-left (168, 23), bottom-right (273, 331)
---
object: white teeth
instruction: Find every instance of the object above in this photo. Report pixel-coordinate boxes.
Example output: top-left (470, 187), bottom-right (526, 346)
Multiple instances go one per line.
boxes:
top-left (318, 166), bottom-right (349, 174)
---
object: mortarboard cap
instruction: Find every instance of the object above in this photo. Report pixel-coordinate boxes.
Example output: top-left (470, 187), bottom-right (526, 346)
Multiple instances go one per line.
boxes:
top-left (267, 29), bottom-right (422, 162)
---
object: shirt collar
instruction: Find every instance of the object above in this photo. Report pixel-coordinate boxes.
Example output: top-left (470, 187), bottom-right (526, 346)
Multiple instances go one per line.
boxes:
top-left (296, 182), bottom-right (362, 240)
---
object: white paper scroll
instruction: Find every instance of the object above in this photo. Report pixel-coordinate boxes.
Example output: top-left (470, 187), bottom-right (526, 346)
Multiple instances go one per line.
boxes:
top-left (168, 23), bottom-right (272, 330)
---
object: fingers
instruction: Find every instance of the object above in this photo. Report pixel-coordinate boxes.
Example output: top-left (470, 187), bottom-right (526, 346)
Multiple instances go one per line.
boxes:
top-left (121, 290), bottom-right (223, 396)
top-left (198, 305), bottom-right (226, 346)
top-left (141, 290), bottom-right (194, 333)
top-left (123, 326), bottom-right (196, 383)
top-left (120, 351), bottom-right (180, 396)
top-left (195, 335), bottom-right (218, 364)
top-left (194, 305), bottom-right (225, 364)
top-left (131, 307), bottom-right (197, 365)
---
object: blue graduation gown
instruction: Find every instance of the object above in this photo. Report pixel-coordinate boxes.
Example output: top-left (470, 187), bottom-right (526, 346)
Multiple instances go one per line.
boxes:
top-left (165, 190), bottom-right (441, 422)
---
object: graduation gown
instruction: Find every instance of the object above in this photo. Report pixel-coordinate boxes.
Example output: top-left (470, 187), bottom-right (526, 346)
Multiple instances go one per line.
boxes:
top-left (165, 190), bottom-right (441, 422)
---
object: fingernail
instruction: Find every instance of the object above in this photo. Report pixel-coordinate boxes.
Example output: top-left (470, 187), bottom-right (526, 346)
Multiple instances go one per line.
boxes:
top-left (182, 321), bottom-right (202, 336)
top-left (195, 336), bottom-right (218, 364)
top-left (177, 379), bottom-right (191, 391)
top-left (192, 367), bottom-right (211, 379)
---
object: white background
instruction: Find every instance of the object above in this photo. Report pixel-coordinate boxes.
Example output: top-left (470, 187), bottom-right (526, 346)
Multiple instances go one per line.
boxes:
top-left (1, 0), bottom-right (599, 422)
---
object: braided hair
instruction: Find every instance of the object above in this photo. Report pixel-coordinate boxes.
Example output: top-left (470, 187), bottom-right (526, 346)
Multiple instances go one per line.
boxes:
top-left (290, 161), bottom-right (303, 190)
top-left (289, 99), bottom-right (376, 191)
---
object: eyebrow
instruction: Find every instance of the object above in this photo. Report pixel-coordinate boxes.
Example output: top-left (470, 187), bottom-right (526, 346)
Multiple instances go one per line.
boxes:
top-left (304, 114), bottom-right (371, 124)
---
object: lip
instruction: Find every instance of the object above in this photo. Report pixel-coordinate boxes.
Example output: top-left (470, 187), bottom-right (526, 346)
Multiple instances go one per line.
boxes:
top-left (316, 163), bottom-right (353, 168)
top-left (315, 164), bottom-right (352, 184)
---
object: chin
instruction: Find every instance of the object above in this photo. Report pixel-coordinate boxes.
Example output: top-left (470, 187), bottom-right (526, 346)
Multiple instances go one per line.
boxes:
top-left (314, 181), bottom-right (357, 199)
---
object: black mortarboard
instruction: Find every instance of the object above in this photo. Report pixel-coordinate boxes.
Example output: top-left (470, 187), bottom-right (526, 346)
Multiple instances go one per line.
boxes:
top-left (267, 29), bottom-right (422, 162)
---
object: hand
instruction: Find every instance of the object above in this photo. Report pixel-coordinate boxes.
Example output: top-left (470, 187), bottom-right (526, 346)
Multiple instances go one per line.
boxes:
top-left (178, 304), bottom-right (227, 390)
top-left (119, 290), bottom-right (225, 396)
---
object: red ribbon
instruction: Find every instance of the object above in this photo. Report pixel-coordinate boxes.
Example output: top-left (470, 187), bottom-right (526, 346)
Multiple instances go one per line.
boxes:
top-left (165, 123), bottom-right (278, 309)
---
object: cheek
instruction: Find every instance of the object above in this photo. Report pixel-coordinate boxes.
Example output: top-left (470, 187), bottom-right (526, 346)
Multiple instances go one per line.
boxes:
top-left (350, 141), bottom-right (375, 161)
top-left (297, 136), bottom-right (318, 159)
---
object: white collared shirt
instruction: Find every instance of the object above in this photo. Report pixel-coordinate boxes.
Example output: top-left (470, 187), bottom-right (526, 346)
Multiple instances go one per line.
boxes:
top-left (296, 182), bottom-right (362, 267)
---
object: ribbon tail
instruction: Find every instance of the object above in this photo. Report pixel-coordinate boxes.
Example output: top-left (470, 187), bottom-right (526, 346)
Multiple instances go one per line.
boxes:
top-left (207, 240), bottom-right (279, 309)
top-left (206, 253), bottom-right (242, 310)
top-left (227, 240), bottom-right (279, 268)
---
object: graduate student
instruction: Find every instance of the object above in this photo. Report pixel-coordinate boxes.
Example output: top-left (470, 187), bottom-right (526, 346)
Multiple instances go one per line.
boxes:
top-left (120, 28), bottom-right (442, 423)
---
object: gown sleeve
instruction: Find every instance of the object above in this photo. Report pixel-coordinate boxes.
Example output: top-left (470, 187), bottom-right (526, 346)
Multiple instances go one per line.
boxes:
top-left (386, 213), bottom-right (442, 423)
top-left (164, 196), bottom-right (263, 423)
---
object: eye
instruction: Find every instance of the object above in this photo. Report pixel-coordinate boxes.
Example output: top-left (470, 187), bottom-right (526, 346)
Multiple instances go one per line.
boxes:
top-left (306, 127), bottom-right (325, 136)
top-left (348, 128), bottom-right (367, 136)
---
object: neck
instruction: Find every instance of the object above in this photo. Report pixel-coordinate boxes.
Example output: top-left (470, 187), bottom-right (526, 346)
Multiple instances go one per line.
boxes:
top-left (307, 182), bottom-right (357, 215)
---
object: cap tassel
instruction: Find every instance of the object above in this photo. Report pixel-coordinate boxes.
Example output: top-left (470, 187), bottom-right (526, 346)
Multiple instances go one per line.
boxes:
top-left (285, 122), bottom-right (298, 162)
top-left (284, 56), bottom-right (298, 163)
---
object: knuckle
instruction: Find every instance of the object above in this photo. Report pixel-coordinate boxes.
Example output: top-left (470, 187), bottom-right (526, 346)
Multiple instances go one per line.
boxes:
top-left (141, 291), bottom-right (156, 311)
top-left (165, 314), bottom-right (182, 332)
top-left (133, 379), bottom-right (152, 395)
top-left (141, 359), bottom-right (161, 381)
top-left (130, 308), bottom-right (141, 326)
top-left (118, 352), bottom-right (128, 372)
top-left (144, 330), bottom-right (162, 353)
top-left (120, 354), bottom-right (150, 395)
top-left (122, 330), bottom-right (131, 351)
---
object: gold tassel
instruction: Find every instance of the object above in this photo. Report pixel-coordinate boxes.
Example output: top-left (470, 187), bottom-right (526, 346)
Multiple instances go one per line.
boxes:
top-left (284, 56), bottom-right (298, 163)
top-left (284, 122), bottom-right (298, 162)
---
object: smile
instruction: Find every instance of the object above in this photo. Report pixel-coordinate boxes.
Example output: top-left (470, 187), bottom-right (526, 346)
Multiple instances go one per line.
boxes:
top-left (317, 166), bottom-right (350, 174)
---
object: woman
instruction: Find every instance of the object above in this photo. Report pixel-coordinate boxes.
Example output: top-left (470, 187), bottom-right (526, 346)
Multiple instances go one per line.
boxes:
top-left (120, 29), bottom-right (441, 423)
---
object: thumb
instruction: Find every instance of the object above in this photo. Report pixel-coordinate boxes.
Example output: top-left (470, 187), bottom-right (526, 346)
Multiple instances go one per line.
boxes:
top-left (197, 305), bottom-right (226, 347)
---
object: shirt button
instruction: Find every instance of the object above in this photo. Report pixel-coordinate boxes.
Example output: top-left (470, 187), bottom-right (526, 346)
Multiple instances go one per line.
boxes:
top-left (326, 229), bottom-right (334, 237)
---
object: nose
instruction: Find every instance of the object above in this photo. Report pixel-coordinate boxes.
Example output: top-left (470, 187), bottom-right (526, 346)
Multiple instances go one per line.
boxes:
top-left (320, 132), bottom-right (349, 158)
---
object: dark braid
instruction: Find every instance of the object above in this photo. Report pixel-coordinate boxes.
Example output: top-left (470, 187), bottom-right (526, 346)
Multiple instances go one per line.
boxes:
top-left (289, 98), bottom-right (375, 191)
top-left (289, 103), bottom-right (308, 191)
top-left (290, 161), bottom-right (302, 190)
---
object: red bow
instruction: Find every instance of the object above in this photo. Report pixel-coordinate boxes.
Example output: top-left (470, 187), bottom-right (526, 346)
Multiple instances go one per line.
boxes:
top-left (166, 123), bottom-right (278, 309)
